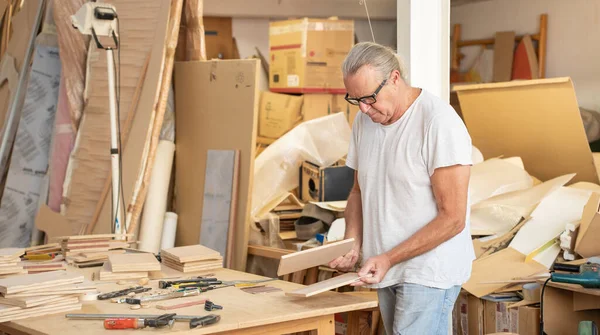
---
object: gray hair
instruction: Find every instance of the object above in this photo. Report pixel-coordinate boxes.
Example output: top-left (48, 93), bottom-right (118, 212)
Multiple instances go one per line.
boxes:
top-left (342, 42), bottom-right (407, 82)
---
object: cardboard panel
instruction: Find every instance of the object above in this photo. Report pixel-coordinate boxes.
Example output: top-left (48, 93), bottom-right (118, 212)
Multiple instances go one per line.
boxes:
top-left (455, 78), bottom-right (599, 185)
top-left (174, 59), bottom-right (260, 271)
top-left (203, 17), bottom-right (233, 60)
top-left (575, 193), bottom-right (600, 258)
top-left (544, 286), bottom-right (600, 335)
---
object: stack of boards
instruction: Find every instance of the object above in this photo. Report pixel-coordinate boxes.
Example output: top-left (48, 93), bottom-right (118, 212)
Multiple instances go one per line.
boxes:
top-left (0, 248), bottom-right (26, 278)
top-left (161, 245), bottom-right (223, 273)
top-left (53, 234), bottom-right (133, 268)
top-left (0, 270), bottom-right (92, 322)
top-left (21, 244), bottom-right (67, 274)
top-left (99, 253), bottom-right (161, 281)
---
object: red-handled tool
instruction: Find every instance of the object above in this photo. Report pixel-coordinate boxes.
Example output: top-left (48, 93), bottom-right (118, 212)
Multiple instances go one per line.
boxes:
top-left (103, 313), bottom-right (176, 330)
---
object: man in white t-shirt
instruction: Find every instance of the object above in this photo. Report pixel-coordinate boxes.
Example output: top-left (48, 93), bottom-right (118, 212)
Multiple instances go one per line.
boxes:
top-left (328, 42), bottom-right (475, 335)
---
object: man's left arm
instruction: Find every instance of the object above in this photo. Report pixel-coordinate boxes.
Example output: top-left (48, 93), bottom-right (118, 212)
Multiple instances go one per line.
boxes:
top-left (353, 164), bottom-right (470, 285)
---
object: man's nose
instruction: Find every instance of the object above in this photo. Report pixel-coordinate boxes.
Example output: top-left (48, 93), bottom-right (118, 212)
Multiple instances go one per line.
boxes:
top-left (359, 101), bottom-right (371, 113)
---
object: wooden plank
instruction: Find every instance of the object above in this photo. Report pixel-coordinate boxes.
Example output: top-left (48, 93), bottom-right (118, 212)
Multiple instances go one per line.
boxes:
top-left (277, 239), bottom-right (354, 276)
top-left (0, 248), bottom-right (23, 258)
top-left (492, 31), bottom-right (515, 82)
top-left (174, 59), bottom-right (260, 271)
top-left (0, 295), bottom-right (76, 308)
top-left (161, 244), bottom-right (221, 263)
top-left (285, 273), bottom-right (361, 298)
top-left (4, 281), bottom-right (95, 298)
top-left (200, 150), bottom-right (237, 264)
top-left (98, 262), bottom-right (148, 281)
top-left (107, 253), bottom-right (160, 272)
top-left (62, 0), bottom-right (170, 234)
top-left (0, 270), bottom-right (83, 295)
top-left (247, 245), bottom-right (293, 259)
top-left (123, 0), bottom-right (184, 237)
top-left (0, 301), bottom-right (81, 323)
top-left (226, 150), bottom-right (240, 268)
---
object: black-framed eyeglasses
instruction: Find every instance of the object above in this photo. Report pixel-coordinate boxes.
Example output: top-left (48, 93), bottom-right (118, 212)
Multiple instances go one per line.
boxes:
top-left (344, 79), bottom-right (387, 106)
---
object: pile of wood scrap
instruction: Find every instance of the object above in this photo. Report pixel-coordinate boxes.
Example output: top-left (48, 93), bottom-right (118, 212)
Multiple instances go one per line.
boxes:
top-left (98, 252), bottom-right (159, 281)
top-left (0, 270), bottom-right (91, 322)
top-left (160, 245), bottom-right (223, 273)
top-left (0, 248), bottom-right (25, 277)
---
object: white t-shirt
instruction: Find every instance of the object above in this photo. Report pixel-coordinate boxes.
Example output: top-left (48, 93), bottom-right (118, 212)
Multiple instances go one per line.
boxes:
top-left (346, 89), bottom-right (475, 289)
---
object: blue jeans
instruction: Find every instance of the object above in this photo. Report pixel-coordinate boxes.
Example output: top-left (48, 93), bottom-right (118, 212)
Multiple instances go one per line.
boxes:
top-left (377, 283), bottom-right (461, 335)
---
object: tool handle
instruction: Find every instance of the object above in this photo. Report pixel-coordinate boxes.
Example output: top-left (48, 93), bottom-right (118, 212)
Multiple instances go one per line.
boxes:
top-left (553, 263), bottom-right (580, 273)
top-left (104, 318), bottom-right (142, 329)
top-left (189, 315), bottom-right (221, 329)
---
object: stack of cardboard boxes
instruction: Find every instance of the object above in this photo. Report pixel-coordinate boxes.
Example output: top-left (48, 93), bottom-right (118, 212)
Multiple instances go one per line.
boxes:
top-left (258, 17), bottom-right (360, 140)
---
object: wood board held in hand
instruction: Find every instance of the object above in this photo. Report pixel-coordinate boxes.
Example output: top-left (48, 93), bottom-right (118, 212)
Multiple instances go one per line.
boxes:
top-left (455, 78), bottom-right (599, 185)
top-left (108, 253), bottom-right (160, 272)
top-left (285, 273), bottom-right (361, 298)
top-left (174, 59), bottom-right (260, 271)
top-left (277, 239), bottom-right (355, 276)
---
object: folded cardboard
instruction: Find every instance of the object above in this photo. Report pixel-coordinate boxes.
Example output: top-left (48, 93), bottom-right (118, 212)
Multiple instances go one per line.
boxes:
top-left (302, 94), bottom-right (360, 125)
top-left (269, 18), bottom-right (354, 93)
top-left (299, 161), bottom-right (354, 202)
top-left (575, 192), bottom-right (600, 258)
top-left (259, 91), bottom-right (303, 138)
top-left (174, 59), bottom-right (260, 271)
top-left (455, 77), bottom-right (599, 185)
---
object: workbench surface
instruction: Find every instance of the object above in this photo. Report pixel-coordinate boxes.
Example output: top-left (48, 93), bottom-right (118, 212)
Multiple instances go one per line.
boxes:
top-left (0, 266), bottom-right (378, 334)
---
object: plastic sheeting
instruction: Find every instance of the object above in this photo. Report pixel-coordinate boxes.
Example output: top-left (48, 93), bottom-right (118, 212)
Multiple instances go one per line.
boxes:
top-left (251, 112), bottom-right (352, 220)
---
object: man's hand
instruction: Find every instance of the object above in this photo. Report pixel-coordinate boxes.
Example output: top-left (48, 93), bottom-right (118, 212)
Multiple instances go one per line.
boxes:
top-left (328, 248), bottom-right (360, 272)
top-left (351, 253), bottom-right (392, 286)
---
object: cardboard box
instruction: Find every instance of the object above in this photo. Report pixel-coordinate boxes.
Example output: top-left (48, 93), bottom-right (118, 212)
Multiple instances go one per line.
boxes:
top-left (543, 286), bottom-right (600, 335)
top-left (269, 18), bottom-right (354, 93)
top-left (575, 193), bottom-right (600, 258)
top-left (484, 300), bottom-right (518, 333)
top-left (299, 161), bottom-right (354, 202)
top-left (259, 91), bottom-right (303, 138)
top-left (455, 78), bottom-right (599, 185)
top-left (518, 306), bottom-right (540, 335)
top-left (204, 17), bottom-right (233, 60)
top-left (452, 291), bottom-right (484, 335)
top-left (302, 94), bottom-right (360, 126)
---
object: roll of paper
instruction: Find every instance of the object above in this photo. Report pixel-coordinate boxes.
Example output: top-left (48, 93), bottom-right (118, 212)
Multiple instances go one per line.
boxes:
top-left (160, 212), bottom-right (178, 250)
top-left (138, 140), bottom-right (175, 253)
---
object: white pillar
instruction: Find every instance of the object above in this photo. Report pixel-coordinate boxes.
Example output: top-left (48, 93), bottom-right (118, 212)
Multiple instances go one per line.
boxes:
top-left (396, 0), bottom-right (411, 82)
top-left (398, 0), bottom-right (450, 103)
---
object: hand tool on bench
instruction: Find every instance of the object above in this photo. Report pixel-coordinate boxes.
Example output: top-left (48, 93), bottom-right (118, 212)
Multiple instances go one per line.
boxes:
top-left (98, 286), bottom-right (152, 300)
top-left (125, 288), bottom-right (202, 305)
top-left (104, 313), bottom-right (176, 329)
top-left (210, 278), bottom-right (277, 289)
top-left (189, 314), bottom-right (221, 329)
top-left (158, 275), bottom-right (216, 289)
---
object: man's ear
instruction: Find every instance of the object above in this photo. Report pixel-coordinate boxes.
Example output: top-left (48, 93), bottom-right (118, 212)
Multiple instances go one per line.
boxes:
top-left (390, 69), bottom-right (402, 85)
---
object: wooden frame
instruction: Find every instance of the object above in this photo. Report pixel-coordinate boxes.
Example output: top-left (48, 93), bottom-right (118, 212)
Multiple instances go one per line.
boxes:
top-left (451, 14), bottom-right (548, 79)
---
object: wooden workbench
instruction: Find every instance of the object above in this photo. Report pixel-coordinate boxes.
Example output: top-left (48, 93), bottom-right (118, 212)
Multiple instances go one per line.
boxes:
top-left (0, 266), bottom-right (378, 334)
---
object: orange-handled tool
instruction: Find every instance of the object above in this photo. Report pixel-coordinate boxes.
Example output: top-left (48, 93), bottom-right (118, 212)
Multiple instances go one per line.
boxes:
top-left (104, 318), bottom-right (144, 329)
top-left (103, 313), bottom-right (176, 330)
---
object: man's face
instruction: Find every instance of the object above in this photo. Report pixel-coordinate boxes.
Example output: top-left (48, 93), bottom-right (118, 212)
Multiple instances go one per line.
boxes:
top-left (344, 65), bottom-right (395, 125)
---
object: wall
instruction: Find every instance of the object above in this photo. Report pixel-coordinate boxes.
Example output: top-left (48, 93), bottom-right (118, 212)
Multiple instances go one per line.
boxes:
top-left (451, 0), bottom-right (600, 110)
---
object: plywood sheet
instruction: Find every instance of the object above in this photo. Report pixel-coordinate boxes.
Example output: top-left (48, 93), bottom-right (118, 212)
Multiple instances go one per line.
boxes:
top-left (62, 0), bottom-right (171, 234)
top-left (278, 239), bottom-right (354, 276)
top-left (285, 273), bottom-right (360, 298)
top-left (199, 150), bottom-right (237, 264)
top-left (161, 244), bottom-right (221, 263)
top-left (98, 262), bottom-right (148, 281)
top-left (0, 270), bottom-right (83, 294)
top-left (0, 294), bottom-right (75, 308)
top-left (53, 0), bottom-right (88, 129)
top-left (455, 78), bottom-right (598, 184)
top-left (108, 253), bottom-right (160, 272)
top-left (0, 0), bottom-right (43, 175)
top-left (492, 31), bottom-right (515, 82)
top-left (174, 59), bottom-right (260, 271)
top-left (0, 301), bottom-right (81, 323)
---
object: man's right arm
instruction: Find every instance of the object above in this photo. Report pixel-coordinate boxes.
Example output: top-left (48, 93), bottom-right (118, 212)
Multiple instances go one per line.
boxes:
top-left (328, 171), bottom-right (363, 271)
